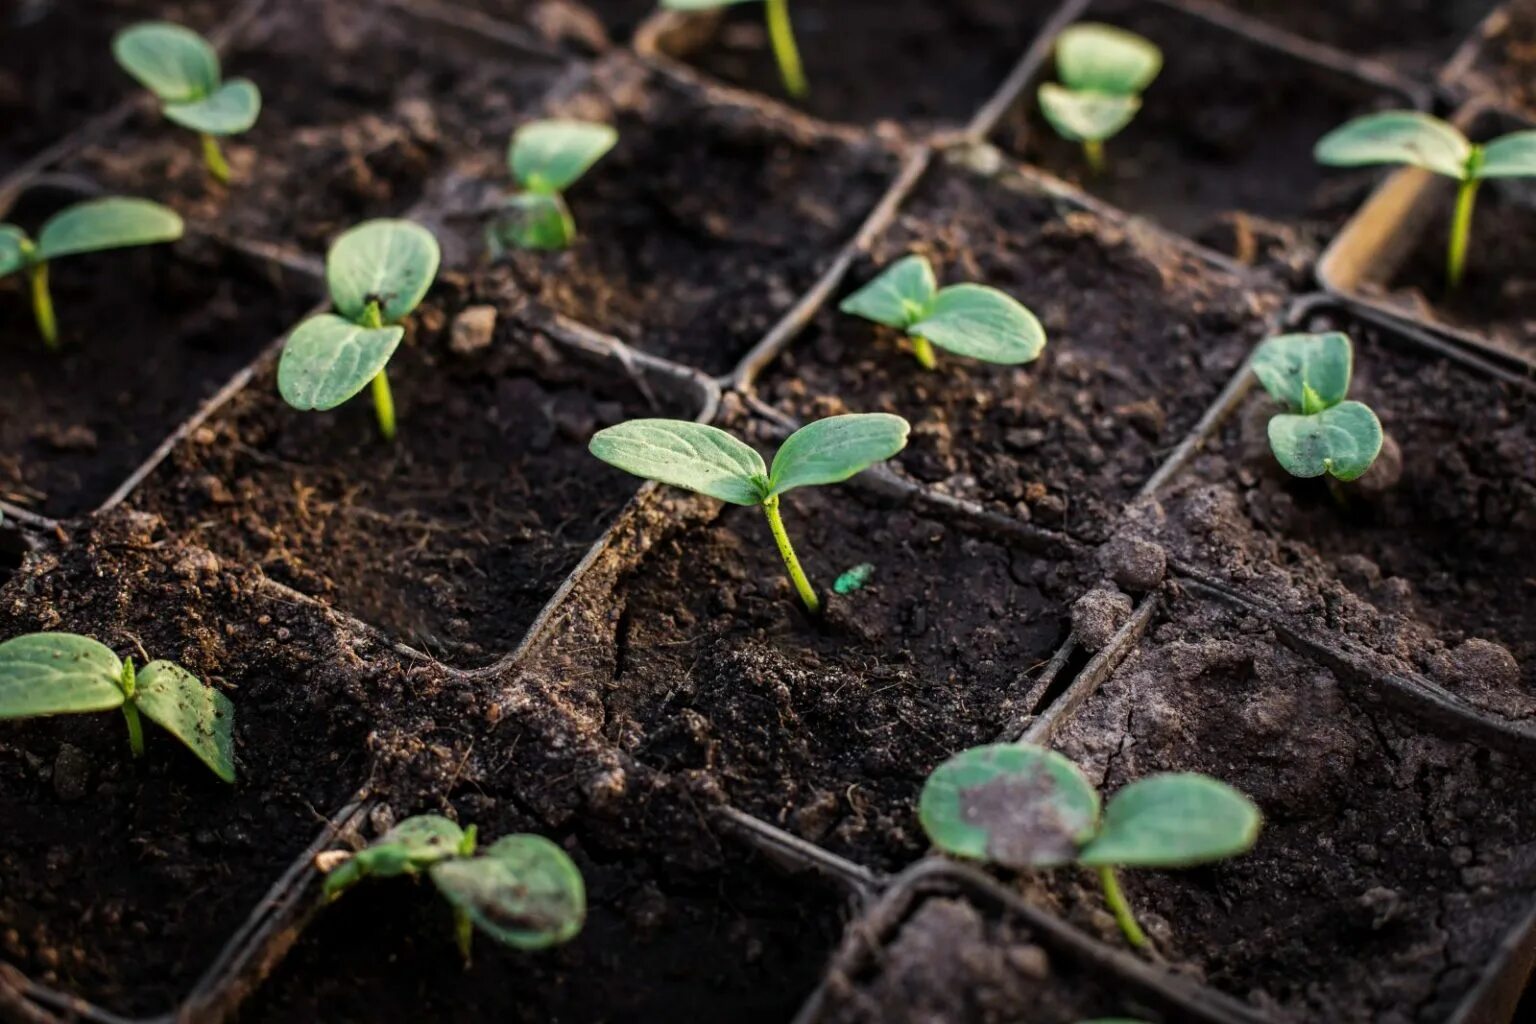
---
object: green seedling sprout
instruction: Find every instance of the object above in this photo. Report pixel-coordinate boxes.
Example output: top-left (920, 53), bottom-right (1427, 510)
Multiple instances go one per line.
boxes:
top-left (277, 219), bottom-right (441, 441)
top-left (1250, 332), bottom-right (1383, 482)
top-left (921, 743), bottom-right (1260, 949)
top-left (1, 197), bottom-right (183, 349)
top-left (0, 632), bottom-right (235, 782)
top-left (839, 254), bottom-right (1047, 370)
top-left (589, 413), bottom-right (910, 614)
top-left (1314, 110), bottom-right (1536, 288)
top-left (492, 120), bottom-right (617, 252)
top-left (113, 22), bottom-right (262, 186)
top-left (321, 815), bottom-right (585, 964)
top-left (662, 0), bottom-right (807, 98)
top-left (1038, 23), bottom-right (1162, 175)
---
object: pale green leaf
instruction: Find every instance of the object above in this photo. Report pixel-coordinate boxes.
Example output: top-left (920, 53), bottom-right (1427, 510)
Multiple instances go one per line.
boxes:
top-left (509, 120), bottom-right (617, 194)
top-left (1250, 332), bottom-right (1353, 414)
top-left (1055, 23), bottom-right (1162, 95)
top-left (920, 743), bottom-right (1100, 869)
top-left (767, 413), bottom-right (909, 497)
top-left (326, 219), bottom-right (440, 324)
top-left (113, 21), bottom-right (220, 103)
top-left (1038, 83), bottom-right (1141, 143)
top-left (0, 633), bottom-right (124, 719)
top-left (1267, 401), bottom-right (1384, 482)
top-left (1476, 130), bottom-right (1536, 179)
top-left (838, 255), bottom-right (937, 329)
top-left (0, 225), bottom-right (29, 278)
top-left (910, 284), bottom-right (1046, 365)
top-left (278, 314), bottom-right (404, 412)
top-left (324, 815), bottom-right (469, 898)
top-left (490, 192), bottom-right (576, 252)
top-left (1080, 773), bottom-right (1261, 867)
top-left (430, 834), bottom-right (586, 951)
top-left (35, 198), bottom-right (183, 262)
top-left (164, 78), bottom-right (261, 135)
top-left (589, 419), bottom-right (768, 505)
top-left (1314, 111), bottom-right (1472, 179)
top-left (134, 660), bottom-right (235, 783)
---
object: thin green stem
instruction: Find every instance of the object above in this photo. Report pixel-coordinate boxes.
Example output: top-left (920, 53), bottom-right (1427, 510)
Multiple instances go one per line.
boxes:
top-left (370, 370), bottom-right (396, 441)
top-left (119, 659), bottom-right (144, 759)
top-left (454, 907), bottom-right (474, 966)
top-left (1083, 139), bottom-right (1106, 176)
top-left (1447, 176), bottom-right (1479, 291)
top-left (201, 133), bottom-right (231, 185)
top-left (910, 334), bottom-right (938, 370)
top-left (762, 495), bottom-right (820, 614)
top-left (764, 0), bottom-right (808, 99)
top-left (1098, 865), bottom-right (1148, 948)
top-left (27, 261), bottom-right (57, 350)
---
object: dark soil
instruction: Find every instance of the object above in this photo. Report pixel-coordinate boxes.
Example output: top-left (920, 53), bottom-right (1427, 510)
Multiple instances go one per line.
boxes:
top-left (659, 0), bottom-right (1057, 132)
top-left (1145, 306), bottom-right (1536, 720)
top-left (62, 0), bottom-right (571, 257)
top-left (130, 273), bottom-right (706, 668)
top-left (1000, 0), bottom-right (1406, 263)
top-left (461, 0), bottom-right (655, 42)
top-left (1032, 592), bottom-right (1536, 1023)
top-left (753, 160), bottom-right (1279, 543)
top-left (1461, 0), bottom-right (1536, 120)
top-left (1208, 0), bottom-right (1497, 75)
top-left (0, 513), bottom-right (387, 1016)
top-left (0, 188), bottom-right (315, 520)
top-left (422, 56), bottom-right (899, 375)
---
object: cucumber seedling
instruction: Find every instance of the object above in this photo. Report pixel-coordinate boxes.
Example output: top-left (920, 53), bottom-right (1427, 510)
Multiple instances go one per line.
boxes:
top-left (277, 219), bottom-right (441, 441)
top-left (1250, 331), bottom-right (1383, 483)
top-left (322, 814), bottom-right (585, 963)
top-left (840, 254), bottom-right (1047, 370)
top-left (1, 197), bottom-right (183, 349)
top-left (921, 743), bottom-right (1260, 948)
top-left (491, 120), bottom-right (617, 252)
top-left (1038, 22), bottom-right (1162, 175)
top-left (0, 632), bottom-right (235, 782)
top-left (113, 22), bottom-right (262, 186)
top-left (589, 413), bottom-right (909, 614)
top-left (1315, 110), bottom-right (1536, 288)
top-left (662, 0), bottom-right (807, 98)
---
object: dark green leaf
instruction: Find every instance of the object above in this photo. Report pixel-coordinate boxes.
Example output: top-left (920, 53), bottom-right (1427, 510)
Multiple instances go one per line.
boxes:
top-left (589, 419), bottom-right (769, 505)
top-left (0, 633), bottom-right (125, 719)
top-left (430, 834), bottom-right (586, 951)
top-left (326, 219), bottom-right (440, 324)
top-left (839, 255), bottom-right (937, 330)
top-left (277, 313), bottom-right (404, 412)
top-left (1079, 773), bottom-right (1261, 867)
top-left (767, 413), bottom-right (909, 497)
top-left (1267, 401), bottom-right (1384, 482)
top-left (35, 198), bottom-right (183, 262)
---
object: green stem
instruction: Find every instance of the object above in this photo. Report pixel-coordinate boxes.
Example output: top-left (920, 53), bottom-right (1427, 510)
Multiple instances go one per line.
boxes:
top-left (201, 133), bottom-right (231, 185)
top-left (762, 495), bottom-right (820, 614)
top-left (1447, 176), bottom-right (1479, 291)
top-left (910, 334), bottom-right (938, 370)
top-left (370, 369), bottom-right (396, 442)
top-left (764, 0), bottom-right (808, 99)
top-left (119, 659), bottom-right (144, 759)
top-left (27, 261), bottom-right (57, 350)
top-left (454, 907), bottom-right (474, 966)
top-left (1083, 139), bottom-right (1106, 177)
top-left (1098, 865), bottom-right (1147, 949)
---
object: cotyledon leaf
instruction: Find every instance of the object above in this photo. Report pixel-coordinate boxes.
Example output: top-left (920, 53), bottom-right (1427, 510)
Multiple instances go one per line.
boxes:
top-left (767, 413), bottom-right (910, 497)
top-left (277, 314), bottom-right (404, 412)
top-left (134, 660), bottom-right (235, 783)
top-left (324, 815), bottom-right (469, 898)
top-left (1267, 400), bottom-right (1384, 482)
top-left (588, 419), bottom-right (769, 506)
top-left (1079, 773), bottom-right (1261, 867)
top-left (0, 633), bottom-right (125, 719)
top-left (164, 78), bottom-right (261, 135)
top-left (1250, 332), bottom-right (1353, 414)
top-left (325, 219), bottom-right (441, 324)
top-left (34, 198), bottom-right (183, 262)
top-left (910, 284), bottom-right (1047, 365)
top-left (429, 834), bottom-right (586, 950)
top-left (839, 255), bottom-right (938, 330)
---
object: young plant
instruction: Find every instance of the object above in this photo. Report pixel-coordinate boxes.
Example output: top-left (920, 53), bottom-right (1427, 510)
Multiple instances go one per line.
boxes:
top-left (0, 632), bottom-right (235, 782)
top-left (588, 413), bottom-right (909, 614)
top-left (920, 743), bottom-right (1260, 948)
top-left (277, 219), bottom-right (440, 441)
top-left (839, 254), bottom-right (1047, 370)
top-left (1314, 110), bottom-right (1536, 288)
top-left (1, 197), bottom-right (183, 349)
top-left (113, 22), bottom-right (262, 186)
top-left (662, 0), bottom-right (807, 98)
top-left (492, 120), bottom-right (617, 252)
top-left (321, 814), bottom-right (585, 963)
top-left (1038, 23), bottom-right (1162, 175)
top-left (1250, 331), bottom-right (1383, 482)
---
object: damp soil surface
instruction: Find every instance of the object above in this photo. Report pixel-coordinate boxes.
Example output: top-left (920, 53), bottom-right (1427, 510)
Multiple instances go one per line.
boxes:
top-left (1001, 0), bottom-right (1405, 262)
top-left (131, 274), bottom-right (704, 668)
top-left (656, 0), bottom-right (1057, 132)
top-left (1460, 0), bottom-right (1536, 120)
top-left (752, 161), bottom-right (1277, 544)
top-left (0, 514), bottom-right (383, 1016)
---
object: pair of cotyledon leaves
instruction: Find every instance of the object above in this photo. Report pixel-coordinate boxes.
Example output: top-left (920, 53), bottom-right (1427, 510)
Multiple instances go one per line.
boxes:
top-left (1315, 110), bottom-right (1536, 182)
top-left (920, 743), bottom-right (1260, 872)
top-left (323, 814), bottom-right (585, 951)
top-left (1251, 332), bottom-right (1383, 482)
top-left (497, 120), bottom-right (618, 250)
top-left (1038, 23), bottom-right (1162, 145)
top-left (114, 22), bottom-right (261, 136)
top-left (0, 633), bottom-right (235, 783)
top-left (278, 220), bottom-right (441, 413)
top-left (0, 198), bottom-right (183, 279)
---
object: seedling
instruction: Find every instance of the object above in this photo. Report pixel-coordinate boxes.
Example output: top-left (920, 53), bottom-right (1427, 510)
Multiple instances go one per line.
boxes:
top-left (1, 197), bottom-right (183, 349)
top-left (1315, 110), bottom-right (1536, 288)
top-left (662, 0), bottom-right (807, 98)
top-left (0, 632), bottom-right (235, 782)
top-left (1038, 23), bottom-right (1162, 174)
top-left (491, 120), bottom-right (617, 252)
top-left (839, 254), bottom-right (1047, 370)
top-left (277, 219), bottom-right (440, 441)
top-left (113, 22), bottom-right (262, 186)
top-left (921, 743), bottom-right (1260, 948)
top-left (321, 814), bottom-right (585, 963)
top-left (589, 413), bottom-right (909, 614)
top-left (1250, 332), bottom-right (1383, 482)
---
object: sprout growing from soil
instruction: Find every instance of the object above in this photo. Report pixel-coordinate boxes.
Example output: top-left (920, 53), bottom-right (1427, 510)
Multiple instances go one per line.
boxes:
top-left (0, 632), bottom-right (235, 782)
top-left (113, 22), bottom-right (262, 186)
top-left (588, 414), bottom-right (909, 614)
top-left (1, 197), bottom-right (183, 350)
top-left (662, 0), bottom-right (807, 98)
top-left (920, 743), bottom-right (1260, 949)
top-left (1250, 331), bottom-right (1383, 482)
top-left (1314, 110), bottom-right (1536, 288)
top-left (321, 815), bottom-right (585, 963)
top-left (839, 255), bottom-right (1047, 370)
top-left (277, 219), bottom-right (441, 441)
top-left (1038, 23), bottom-right (1162, 175)
top-left (491, 120), bottom-right (617, 252)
